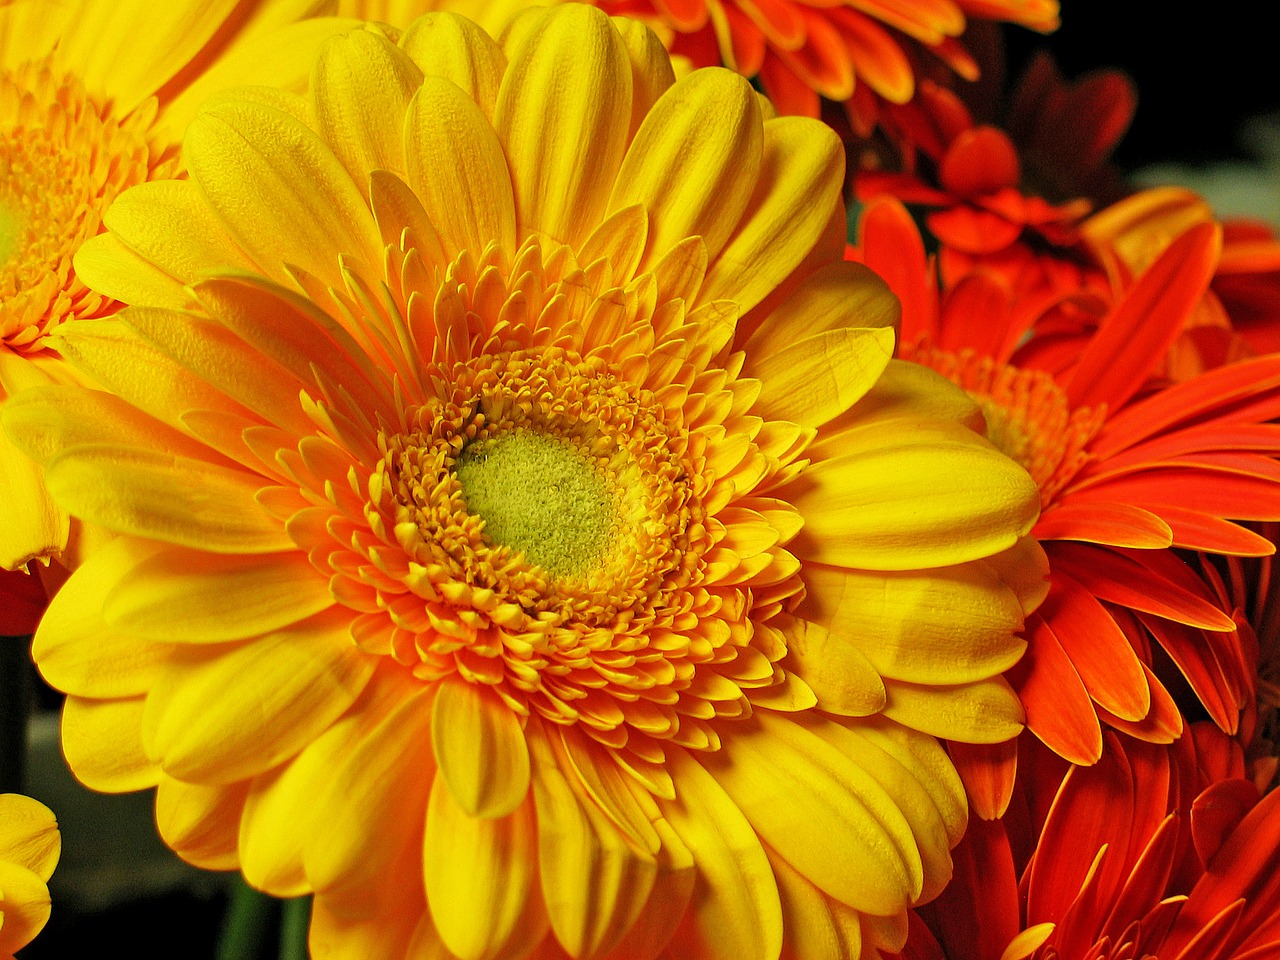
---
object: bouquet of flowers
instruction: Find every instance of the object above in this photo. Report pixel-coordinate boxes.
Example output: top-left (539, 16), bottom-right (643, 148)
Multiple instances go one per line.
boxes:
top-left (2, 1), bottom-right (1277, 958)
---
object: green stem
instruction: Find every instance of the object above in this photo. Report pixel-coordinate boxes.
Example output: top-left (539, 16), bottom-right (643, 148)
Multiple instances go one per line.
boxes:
top-left (279, 896), bottom-right (312, 960)
top-left (217, 875), bottom-right (277, 960)
top-left (0, 635), bottom-right (33, 794)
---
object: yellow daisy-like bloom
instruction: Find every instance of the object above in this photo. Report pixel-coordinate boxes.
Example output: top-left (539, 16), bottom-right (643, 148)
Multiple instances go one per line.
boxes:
top-left (0, 793), bottom-right (59, 959)
top-left (0, 0), bottom-right (351, 571)
top-left (8, 9), bottom-right (1044, 959)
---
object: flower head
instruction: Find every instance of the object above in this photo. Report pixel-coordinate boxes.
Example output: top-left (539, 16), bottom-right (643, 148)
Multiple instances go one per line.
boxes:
top-left (0, 0), bottom-right (349, 571)
top-left (853, 196), bottom-right (1280, 814)
top-left (0, 793), bottom-right (59, 959)
top-left (6, 9), bottom-right (1045, 958)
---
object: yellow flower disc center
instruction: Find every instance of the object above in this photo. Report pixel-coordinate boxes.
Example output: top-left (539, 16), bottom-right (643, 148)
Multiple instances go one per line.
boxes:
top-left (455, 428), bottom-right (620, 581)
top-left (903, 342), bottom-right (1106, 506)
top-left (0, 56), bottom-right (176, 353)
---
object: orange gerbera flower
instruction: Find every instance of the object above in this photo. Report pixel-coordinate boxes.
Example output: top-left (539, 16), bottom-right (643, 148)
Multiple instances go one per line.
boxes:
top-left (901, 728), bottom-right (1280, 960)
top-left (853, 196), bottom-right (1280, 809)
top-left (0, 0), bottom-right (349, 571)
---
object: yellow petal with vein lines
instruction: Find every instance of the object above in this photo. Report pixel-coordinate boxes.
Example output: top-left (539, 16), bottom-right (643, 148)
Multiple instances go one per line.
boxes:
top-left (882, 675), bottom-right (1024, 743)
top-left (661, 747), bottom-right (782, 960)
top-left (699, 115), bottom-right (843, 315)
top-left (425, 779), bottom-right (545, 960)
top-left (706, 711), bottom-right (921, 915)
top-left (787, 442), bottom-right (1038, 570)
top-left (44, 445), bottom-right (290, 554)
top-left (239, 752), bottom-right (324, 897)
top-left (55, 0), bottom-right (240, 112)
top-left (62, 695), bottom-right (160, 793)
top-left (767, 849), bottom-right (861, 960)
top-left (431, 676), bottom-right (530, 818)
top-left (50, 318), bottom-right (261, 433)
top-left (0, 793), bottom-right (59, 880)
top-left (528, 729), bottom-right (657, 959)
top-left (303, 676), bottom-right (435, 898)
top-left (103, 547), bottom-right (332, 643)
top-left (405, 76), bottom-right (516, 260)
top-left (72, 234), bottom-right (192, 311)
top-left (746, 326), bottom-right (894, 429)
top-left (141, 609), bottom-right (376, 783)
top-left (99, 180), bottom-right (256, 289)
top-left (185, 98), bottom-right (382, 290)
top-left (0, 859), bottom-right (50, 956)
top-left (314, 27), bottom-right (422, 183)
top-left (609, 15), bottom-right (677, 142)
top-left (609, 68), bottom-right (762, 270)
top-left (853, 717), bottom-right (966, 846)
top-left (32, 536), bottom-right (167, 698)
top-left (400, 13), bottom-right (506, 122)
top-left (497, 4), bottom-right (632, 248)
top-left (779, 617), bottom-right (886, 716)
top-left (744, 261), bottom-right (899, 359)
top-left (797, 562), bottom-right (1027, 685)
top-left (154, 775), bottom-right (247, 872)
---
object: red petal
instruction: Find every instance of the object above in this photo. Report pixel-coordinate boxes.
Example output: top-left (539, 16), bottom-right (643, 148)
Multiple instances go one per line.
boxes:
top-left (1043, 571), bottom-right (1151, 722)
top-left (0, 567), bottom-right (47, 635)
top-left (1095, 664), bottom-right (1183, 745)
top-left (937, 270), bottom-right (1019, 357)
top-left (932, 816), bottom-right (1022, 960)
top-left (1034, 500), bottom-right (1173, 549)
top-left (1191, 779), bottom-right (1260, 869)
top-left (939, 126), bottom-right (1020, 196)
top-left (1008, 612), bottom-right (1103, 764)
top-left (927, 203), bottom-right (1023, 254)
top-left (854, 196), bottom-right (936, 344)
top-left (950, 738), bottom-right (1018, 820)
top-left (1139, 614), bottom-right (1242, 733)
top-left (1048, 543), bottom-right (1236, 631)
top-left (757, 50), bottom-right (821, 117)
top-left (1064, 222), bottom-right (1221, 411)
top-left (855, 170), bottom-right (953, 206)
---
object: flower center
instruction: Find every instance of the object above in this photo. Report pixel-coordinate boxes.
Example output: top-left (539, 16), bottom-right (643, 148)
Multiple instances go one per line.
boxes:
top-left (0, 56), bottom-right (176, 353)
top-left (902, 342), bottom-right (1106, 506)
top-left (454, 428), bottom-right (620, 581)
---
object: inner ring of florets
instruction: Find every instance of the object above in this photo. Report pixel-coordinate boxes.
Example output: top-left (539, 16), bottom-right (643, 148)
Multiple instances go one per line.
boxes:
top-left (366, 348), bottom-right (707, 632)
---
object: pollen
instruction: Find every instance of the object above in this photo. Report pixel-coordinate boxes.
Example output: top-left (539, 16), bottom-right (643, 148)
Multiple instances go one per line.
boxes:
top-left (455, 428), bottom-right (621, 581)
top-left (905, 342), bottom-right (1107, 507)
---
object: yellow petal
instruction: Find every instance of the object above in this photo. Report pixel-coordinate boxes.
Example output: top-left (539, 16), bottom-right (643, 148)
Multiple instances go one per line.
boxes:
top-left (743, 261), bottom-right (899, 357)
top-left (184, 97), bottom-right (382, 290)
top-left (0, 793), bottom-right (59, 880)
top-left (660, 747), bottom-right (783, 960)
top-left (43, 445), bottom-right (290, 554)
top-left (609, 14), bottom-right (677, 143)
top-left (239, 759), bottom-right (320, 897)
top-left (141, 609), bottom-right (377, 783)
top-left (705, 711), bottom-right (921, 915)
top-left (882, 675), bottom-right (1025, 743)
top-left (154, 774), bottom-right (247, 871)
top-left (61, 695), bottom-right (160, 793)
top-left (425, 780), bottom-right (545, 960)
top-left (779, 617), bottom-right (887, 717)
top-left (302, 677), bottom-right (435, 897)
top-left (496, 4), bottom-right (632, 248)
top-left (32, 536), bottom-right (168, 697)
top-left (797, 562), bottom-right (1028, 685)
top-left (0, 419), bottom-right (65, 569)
top-left (766, 850), bottom-right (861, 960)
top-left (103, 547), bottom-right (333, 643)
top-left (528, 728), bottom-right (658, 959)
top-left (430, 676), bottom-right (530, 819)
top-left (0, 859), bottom-right (50, 956)
top-left (55, 0), bottom-right (241, 112)
top-left (404, 75), bottom-right (516, 260)
top-left (699, 115), bottom-right (843, 315)
top-left (745, 326), bottom-right (894, 428)
top-left (786, 438), bottom-right (1039, 571)
top-left (609, 68), bottom-right (762, 269)
top-left (72, 233), bottom-right (192, 311)
top-left (314, 26), bottom-right (422, 183)
top-left (400, 12), bottom-right (506, 122)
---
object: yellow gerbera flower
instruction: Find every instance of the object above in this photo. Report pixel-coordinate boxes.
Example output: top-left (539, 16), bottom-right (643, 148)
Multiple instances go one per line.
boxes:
top-left (7, 8), bottom-right (1044, 958)
top-left (0, 793), bottom-right (59, 958)
top-left (0, 0), bottom-right (352, 571)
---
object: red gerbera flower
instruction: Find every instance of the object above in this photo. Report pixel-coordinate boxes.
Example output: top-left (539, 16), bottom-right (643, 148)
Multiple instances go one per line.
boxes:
top-left (593, 0), bottom-right (1058, 132)
top-left (901, 728), bottom-right (1280, 960)
top-left (852, 197), bottom-right (1280, 811)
